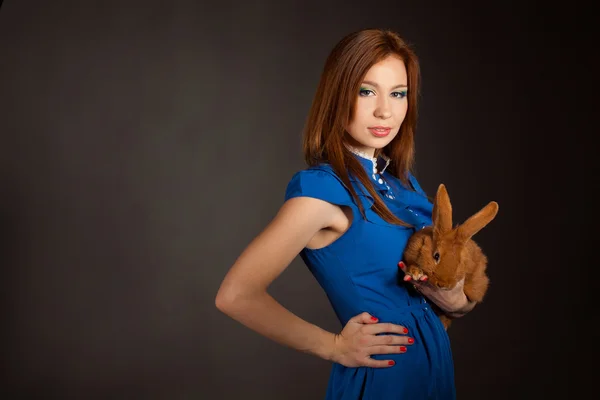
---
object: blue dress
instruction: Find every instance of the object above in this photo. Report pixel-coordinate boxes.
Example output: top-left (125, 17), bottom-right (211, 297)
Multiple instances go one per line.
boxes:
top-left (285, 153), bottom-right (456, 399)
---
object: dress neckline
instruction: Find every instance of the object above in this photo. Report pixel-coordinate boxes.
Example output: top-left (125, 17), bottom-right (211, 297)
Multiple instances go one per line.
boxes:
top-left (345, 145), bottom-right (391, 175)
top-left (345, 144), bottom-right (395, 200)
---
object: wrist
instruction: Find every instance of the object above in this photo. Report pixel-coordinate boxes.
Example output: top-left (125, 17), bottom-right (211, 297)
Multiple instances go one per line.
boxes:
top-left (430, 287), bottom-right (468, 313)
top-left (446, 296), bottom-right (477, 318)
top-left (317, 330), bottom-right (339, 362)
top-left (451, 292), bottom-right (469, 311)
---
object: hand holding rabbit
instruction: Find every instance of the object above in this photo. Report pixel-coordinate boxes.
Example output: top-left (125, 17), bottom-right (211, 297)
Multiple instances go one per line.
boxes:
top-left (400, 183), bottom-right (498, 329)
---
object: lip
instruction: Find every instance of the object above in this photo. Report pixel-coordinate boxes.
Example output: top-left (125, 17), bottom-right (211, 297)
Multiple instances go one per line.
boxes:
top-left (368, 126), bottom-right (392, 137)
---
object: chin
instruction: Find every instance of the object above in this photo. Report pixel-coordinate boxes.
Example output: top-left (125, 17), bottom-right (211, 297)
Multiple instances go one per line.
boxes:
top-left (347, 132), bottom-right (395, 152)
top-left (366, 137), bottom-right (394, 149)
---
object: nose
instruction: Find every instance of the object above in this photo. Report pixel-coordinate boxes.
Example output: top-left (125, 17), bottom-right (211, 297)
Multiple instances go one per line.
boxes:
top-left (374, 96), bottom-right (392, 119)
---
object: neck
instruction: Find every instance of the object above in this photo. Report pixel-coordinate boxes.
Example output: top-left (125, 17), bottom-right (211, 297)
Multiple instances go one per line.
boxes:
top-left (344, 143), bottom-right (391, 175)
top-left (344, 144), bottom-right (376, 160)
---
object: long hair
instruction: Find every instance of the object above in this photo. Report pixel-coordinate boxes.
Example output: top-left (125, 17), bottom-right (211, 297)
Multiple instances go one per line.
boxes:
top-left (302, 28), bottom-right (421, 226)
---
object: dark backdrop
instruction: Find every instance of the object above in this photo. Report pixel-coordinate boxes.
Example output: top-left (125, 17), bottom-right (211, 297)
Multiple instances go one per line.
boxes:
top-left (0, 1), bottom-right (592, 399)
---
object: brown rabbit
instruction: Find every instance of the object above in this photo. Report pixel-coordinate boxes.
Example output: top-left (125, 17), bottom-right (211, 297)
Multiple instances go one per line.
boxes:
top-left (402, 183), bottom-right (498, 329)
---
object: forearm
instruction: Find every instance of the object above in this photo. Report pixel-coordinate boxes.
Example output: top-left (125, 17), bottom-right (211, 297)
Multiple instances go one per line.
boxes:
top-left (444, 294), bottom-right (477, 318)
top-left (217, 291), bottom-right (336, 361)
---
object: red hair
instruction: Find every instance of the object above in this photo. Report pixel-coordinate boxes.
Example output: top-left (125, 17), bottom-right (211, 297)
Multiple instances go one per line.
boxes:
top-left (302, 28), bottom-right (421, 226)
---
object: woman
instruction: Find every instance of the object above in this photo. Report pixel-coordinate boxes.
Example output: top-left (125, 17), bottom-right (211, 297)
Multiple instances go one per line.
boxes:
top-left (215, 28), bottom-right (476, 399)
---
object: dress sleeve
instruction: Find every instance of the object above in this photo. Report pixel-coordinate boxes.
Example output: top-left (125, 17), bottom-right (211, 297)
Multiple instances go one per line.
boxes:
top-left (285, 167), bottom-right (354, 207)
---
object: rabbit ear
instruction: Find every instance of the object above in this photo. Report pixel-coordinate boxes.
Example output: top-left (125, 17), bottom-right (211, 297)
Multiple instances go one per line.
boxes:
top-left (457, 201), bottom-right (499, 241)
top-left (432, 184), bottom-right (452, 241)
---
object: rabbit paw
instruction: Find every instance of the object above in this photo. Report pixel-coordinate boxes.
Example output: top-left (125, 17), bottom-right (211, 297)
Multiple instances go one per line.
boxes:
top-left (399, 261), bottom-right (428, 282)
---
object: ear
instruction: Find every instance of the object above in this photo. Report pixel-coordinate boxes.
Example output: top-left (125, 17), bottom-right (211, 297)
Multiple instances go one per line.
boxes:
top-left (457, 201), bottom-right (499, 241)
top-left (432, 184), bottom-right (452, 241)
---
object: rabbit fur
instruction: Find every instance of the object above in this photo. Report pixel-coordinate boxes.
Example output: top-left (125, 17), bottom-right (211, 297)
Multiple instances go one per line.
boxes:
top-left (402, 183), bottom-right (498, 329)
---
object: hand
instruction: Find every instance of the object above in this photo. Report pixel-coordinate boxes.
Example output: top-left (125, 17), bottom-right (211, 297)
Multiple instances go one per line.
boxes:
top-left (330, 312), bottom-right (414, 368)
top-left (398, 261), bottom-right (470, 313)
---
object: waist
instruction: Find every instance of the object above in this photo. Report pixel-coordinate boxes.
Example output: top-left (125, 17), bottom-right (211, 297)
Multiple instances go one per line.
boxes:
top-left (340, 298), bottom-right (432, 325)
top-left (373, 301), bottom-right (429, 321)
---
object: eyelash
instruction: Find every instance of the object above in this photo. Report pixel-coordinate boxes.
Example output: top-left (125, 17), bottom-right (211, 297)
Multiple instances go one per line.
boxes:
top-left (359, 88), bottom-right (407, 99)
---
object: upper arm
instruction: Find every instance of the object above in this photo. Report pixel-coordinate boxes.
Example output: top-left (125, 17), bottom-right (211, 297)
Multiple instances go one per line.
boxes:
top-left (216, 168), bottom-right (352, 303)
top-left (216, 197), bottom-right (337, 302)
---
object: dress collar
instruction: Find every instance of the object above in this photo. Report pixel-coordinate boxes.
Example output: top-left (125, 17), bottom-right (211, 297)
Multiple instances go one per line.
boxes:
top-left (345, 145), bottom-right (391, 175)
top-left (345, 144), bottom-right (395, 199)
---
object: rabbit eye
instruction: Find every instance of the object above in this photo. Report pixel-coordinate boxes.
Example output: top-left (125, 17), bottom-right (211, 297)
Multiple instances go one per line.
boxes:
top-left (433, 252), bottom-right (440, 262)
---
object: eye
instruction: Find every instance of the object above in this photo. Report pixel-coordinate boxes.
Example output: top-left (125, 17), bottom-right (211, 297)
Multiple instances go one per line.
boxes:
top-left (433, 252), bottom-right (440, 263)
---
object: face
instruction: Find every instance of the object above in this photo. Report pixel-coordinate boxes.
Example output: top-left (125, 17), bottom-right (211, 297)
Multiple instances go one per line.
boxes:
top-left (345, 55), bottom-right (408, 157)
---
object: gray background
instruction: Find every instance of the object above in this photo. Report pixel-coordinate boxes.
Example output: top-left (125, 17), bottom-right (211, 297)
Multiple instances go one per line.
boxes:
top-left (0, 0), bottom-right (592, 399)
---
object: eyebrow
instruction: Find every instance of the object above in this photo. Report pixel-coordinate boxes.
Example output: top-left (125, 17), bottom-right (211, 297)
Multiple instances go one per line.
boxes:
top-left (361, 80), bottom-right (408, 90)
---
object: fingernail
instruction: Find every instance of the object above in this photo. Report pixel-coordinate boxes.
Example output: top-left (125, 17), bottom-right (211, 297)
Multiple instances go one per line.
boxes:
top-left (404, 275), bottom-right (412, 281)
top-left (371, 316), bottom-right (378, 321)
top-left (398, 261), bottom-right (405, 269)
top-left (388, 360), bottom-right (395, 365)
top-left (408, 338), bottom-right (414, 344)
top-left (403, 328), bottom-right (408, 334)
top-left (399, 346), bottom-right (407, 352)
top-left (421, 276), bottom-right (428, 281)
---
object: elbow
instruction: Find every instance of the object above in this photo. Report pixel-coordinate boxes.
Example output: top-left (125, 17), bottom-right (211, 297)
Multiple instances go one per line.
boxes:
top-left (216, 272), bottom-right (268, 314)
top-left (215, 284), bottom-right (258, 314)
top-left (215, 287), bottom-right (237, 313)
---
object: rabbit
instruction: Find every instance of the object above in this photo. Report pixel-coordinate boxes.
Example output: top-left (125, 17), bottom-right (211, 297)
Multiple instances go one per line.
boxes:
top-left (401, 183), bottom-right (499, 329)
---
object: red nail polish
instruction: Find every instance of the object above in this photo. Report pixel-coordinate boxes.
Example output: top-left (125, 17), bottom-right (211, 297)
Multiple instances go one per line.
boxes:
top-left (403, 328), bottom-right (408, 334)
top-left (399, 346), bottom-right (407, 352)
top-left (388, 360), bottom-right (395, 365)
top-left (422, 276), bottom-right (428, 281)
top-left (408, 338), bottom-right (414, 344)
top-left (371, 316), bottom-right (378, 321)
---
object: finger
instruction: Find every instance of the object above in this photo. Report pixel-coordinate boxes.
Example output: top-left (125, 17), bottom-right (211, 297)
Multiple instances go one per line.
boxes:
top-left (362, 322), bottom-right (409, 335)
top-left (350, 312), bottom-right (380, 324)
top-left (369, 345), bottom-right (409, 355)
top-left (371, 335), bottom-right (415, 347)
top-left (419, 275), bottom-right (428, 281)
top-left (398, 261), bottom-right (406, 270)
top-left (371, 335), bottom-right (415, 346)
top-left (364, 357), bottom-right (398, 368)
top-left (403, 274), bottom-right (412, 281)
